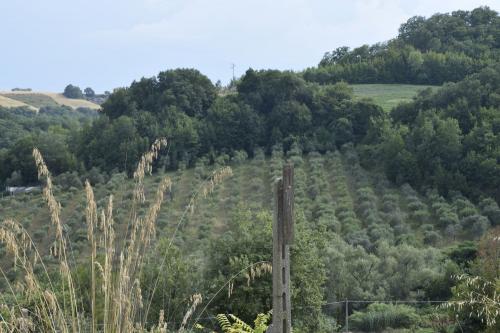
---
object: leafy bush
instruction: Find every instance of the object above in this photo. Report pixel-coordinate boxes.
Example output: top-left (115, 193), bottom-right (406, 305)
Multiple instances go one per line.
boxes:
top-left (232, 150), bottom-right (248, 165)
top-left (253, 147), bottom-right (265, 161)
top-left (479, 198), bottom-right (500, 226)
top-left (349, 303), bottom-right (420, 332)
top-left (55, 171), bottom-right (83, 190)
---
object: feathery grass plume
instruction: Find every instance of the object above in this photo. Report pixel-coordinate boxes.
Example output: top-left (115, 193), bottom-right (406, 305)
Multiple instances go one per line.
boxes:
top-left (144, 309), bottom-right (167, 333)
top-left (94, 139), bottom-right (170, 332)
top-left (33, 148), bottom-right (80, 332)
top-left (178, 293), bottom-right (202, 333)
top-left (187, 166), bottom-right (232, 215)
top-left (14, 313), bottom-right (35, 333)
top-left (229, 261), bottom-right (272, 298)
top-left (123, 139), bottom-right (168, 273)
top-left (2, 139), bottom-right (174, 332)
top-left (133, 138), bottom-right (168, 203)
top-left (200, 167), bottom-right (233, 199)
top-left (226, 258), bottom-right (271, 297)
top-left (245, 262), bottom-right (272, 287)
top-left (1, 138), bottom-right (235, 332)
top-left (0, 220), bottom-right (26, 269)
top-left (156, 310), bottom-right (167, 333)
top-left (84, 180), bottom-right (98, 333)
top-left (0, 219), bottom-right (68, 332)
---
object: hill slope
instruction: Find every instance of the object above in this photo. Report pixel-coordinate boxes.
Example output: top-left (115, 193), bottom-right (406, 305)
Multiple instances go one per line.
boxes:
top-left (0, 91), bottom-right (100, 110)
top-left (1, 147), bottom-right (494, 258)
top-left (1, 146), bottom-right (498, 332)
top-left (0, 95), bottom-right (37, 111)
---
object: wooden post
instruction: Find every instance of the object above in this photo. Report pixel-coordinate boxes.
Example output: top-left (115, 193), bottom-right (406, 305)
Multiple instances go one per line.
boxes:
top-left (272, 164), bottom-right (294, 333)
top-left (345, 299), bottom-right (349, 332)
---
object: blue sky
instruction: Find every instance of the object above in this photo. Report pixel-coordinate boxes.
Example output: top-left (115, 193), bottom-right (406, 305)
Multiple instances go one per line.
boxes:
top-left (1, 0), bottom-right (498, 92)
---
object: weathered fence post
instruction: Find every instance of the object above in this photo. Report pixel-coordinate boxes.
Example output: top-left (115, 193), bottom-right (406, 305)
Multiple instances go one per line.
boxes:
top-left (345, 299), bottom-right (349, 332)
top-left (272, 164), bottom-right (294, 333)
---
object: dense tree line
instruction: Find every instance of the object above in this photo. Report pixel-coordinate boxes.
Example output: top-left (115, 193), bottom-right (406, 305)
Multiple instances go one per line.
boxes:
top-left (364, 64), bottom-right (500, 202)
top-left (0, 106), bottom-right (96, 187)
top-left (70, 65), bottom-right (499, 204)
top-left (304, 6), bottom-right (499, 85)
top-left (72, 68), bottom-right (383, 175)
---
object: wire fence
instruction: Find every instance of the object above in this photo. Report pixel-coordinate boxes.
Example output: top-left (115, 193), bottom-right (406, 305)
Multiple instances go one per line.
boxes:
top-left (316, 299), bottom-right (454, 332)
top-left (194, 299), bottom-right (457, 330)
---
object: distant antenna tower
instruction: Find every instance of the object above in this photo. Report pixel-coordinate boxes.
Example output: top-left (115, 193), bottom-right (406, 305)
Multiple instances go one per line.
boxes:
top-left (231, 63), bottom-right (236, 81)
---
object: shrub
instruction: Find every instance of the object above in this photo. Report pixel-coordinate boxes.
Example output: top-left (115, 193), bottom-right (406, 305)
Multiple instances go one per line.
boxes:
top-left (253, 147), bottom-right (265, 161)
top-left (369, 223), bottom-right (394, 244)
top-left (105, 172), bottom-right (127, 190)
top-left (423, 230), bottom-right (442, 245)
top-left (445, 223), bottom-right (462, 240)
top-left (479, 197), bottom-right (500, 226)
top-left (411, 209), bottom-right (431, 223)
top-left (346, 230), bottom-right (372, 250)
top-left (55, 171), bottom-right (83, 190)
top-left (452, 196), bottom-right (478, 219)
top-left (349, 303), bottom-right (420, 332)
top-left (381, 193), bottom-right (399, 213)
top-left (215, 153), bottom-right (230, 167)
top-left (393, 223), bottom-right (410, 237)
top-left (232, 150), bottom-right (248, 164)
top-left (470, 216), bottom-right (491, 238)
top-left (194, 157), bottom-right (209, 179)
top-left (84, 167), bottom-right (108, 185)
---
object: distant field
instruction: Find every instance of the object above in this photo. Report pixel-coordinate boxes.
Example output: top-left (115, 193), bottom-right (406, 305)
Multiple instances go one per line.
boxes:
top-left (350, 84), bottom-right (438, 111)
top-left (0, 91), bottom-right (100, 110)
top-left (2, 93), bottom-right (60, 108)
top-left (0, 95), bottom-right (38, 111)
top-left (45, 93), bottom-right (100, 110)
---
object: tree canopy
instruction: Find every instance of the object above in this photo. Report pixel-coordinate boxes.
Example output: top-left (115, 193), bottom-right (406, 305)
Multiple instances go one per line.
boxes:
top-left (63, 84), bottom-right (84, 99)
top-left (305, 6), bottom-right (499, 85)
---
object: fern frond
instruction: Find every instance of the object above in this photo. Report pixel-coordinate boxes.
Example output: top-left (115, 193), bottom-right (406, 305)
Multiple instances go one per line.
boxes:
top-left (216, 314), bottom-right (232, 332)
top-left (254, 311), bottom-right (271, 332)
top-left (229, 314), bottom-right (254, 332)
top-left (215, 312), bottom-right (270, 333)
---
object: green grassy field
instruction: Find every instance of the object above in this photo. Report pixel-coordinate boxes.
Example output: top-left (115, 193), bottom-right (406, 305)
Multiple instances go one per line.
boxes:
top-left (350, 84), bottom-right (438, 111)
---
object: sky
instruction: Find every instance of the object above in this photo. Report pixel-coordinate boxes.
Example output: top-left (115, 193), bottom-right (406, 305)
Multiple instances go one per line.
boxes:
top-left (1, 0), bottom-right (499, 92)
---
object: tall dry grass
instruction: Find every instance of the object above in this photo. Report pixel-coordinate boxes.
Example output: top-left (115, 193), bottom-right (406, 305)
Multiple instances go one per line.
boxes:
top-left (0, 139), bottom-right (232, 332)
